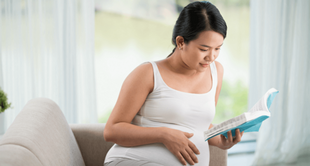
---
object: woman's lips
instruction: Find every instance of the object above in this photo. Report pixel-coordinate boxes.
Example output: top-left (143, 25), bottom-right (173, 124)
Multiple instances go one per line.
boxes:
top-left (200, 63), bottom-right (209, 67)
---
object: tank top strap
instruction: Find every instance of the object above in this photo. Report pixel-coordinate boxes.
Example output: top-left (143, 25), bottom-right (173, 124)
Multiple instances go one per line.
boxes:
top-left (148, 61), bottom-right (163, 91)
top-left (148, 61), bottom-right (218, 93)
top-left (210, 61), bottom-right (218, 91)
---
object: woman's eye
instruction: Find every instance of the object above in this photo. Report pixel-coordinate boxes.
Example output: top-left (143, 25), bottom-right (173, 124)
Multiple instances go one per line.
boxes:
top-left (216, 48), bottom-right (221, 51)
top-left (200, 49), bottom-right (208, 52)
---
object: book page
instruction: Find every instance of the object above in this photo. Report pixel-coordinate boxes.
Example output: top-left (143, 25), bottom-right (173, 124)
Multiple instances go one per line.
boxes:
top-left (248, 96), bottom-right (267, 113)
top-left (248, 88), bottom-right (278, 113)
top-left (204, 114), bottom-right (246, 138)
top-left (211, 114), bottom-right (245, 131)
top-left (244, 111), bottom-right (270, 122)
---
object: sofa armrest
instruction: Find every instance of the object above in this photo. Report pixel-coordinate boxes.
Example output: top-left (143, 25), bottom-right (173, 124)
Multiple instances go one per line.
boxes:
top-left (209, 145), bottom-right (227, 166)
top-left (0, 98), bottom-right (85, 166)
top-left (70, 123), bottom-right (114, 166)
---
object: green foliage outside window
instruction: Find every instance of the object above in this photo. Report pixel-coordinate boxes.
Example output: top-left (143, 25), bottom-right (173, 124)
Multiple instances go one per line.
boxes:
top-left (98, 109), bottom-right (112, 123)
top-left (212, 80), bottom-right (248, 124)
top-left (0, 87), bottom-right (12, 113)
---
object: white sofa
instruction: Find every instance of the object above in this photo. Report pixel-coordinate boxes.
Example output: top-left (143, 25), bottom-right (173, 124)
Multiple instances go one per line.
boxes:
top-left (0, 98), bottom-right (227, 166)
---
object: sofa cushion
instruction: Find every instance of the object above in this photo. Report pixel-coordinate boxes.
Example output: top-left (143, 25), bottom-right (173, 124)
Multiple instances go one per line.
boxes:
top-left (0, 98), bottom-right (85, 166)
top-left (0, 144), bottom-right (42, 166)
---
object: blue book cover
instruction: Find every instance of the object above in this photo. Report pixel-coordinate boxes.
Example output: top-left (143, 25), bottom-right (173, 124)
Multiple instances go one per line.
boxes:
top-left (204, 88), bottom-right (279, 141)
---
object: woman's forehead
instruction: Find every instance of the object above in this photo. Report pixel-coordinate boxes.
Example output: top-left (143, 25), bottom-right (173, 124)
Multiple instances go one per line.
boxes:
top-left (192, 30), bottom-right (224, 47)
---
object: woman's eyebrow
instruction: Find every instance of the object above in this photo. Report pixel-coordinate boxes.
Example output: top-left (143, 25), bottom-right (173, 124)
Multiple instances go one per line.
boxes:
top-left (200, 43), bottom-right (223, 47)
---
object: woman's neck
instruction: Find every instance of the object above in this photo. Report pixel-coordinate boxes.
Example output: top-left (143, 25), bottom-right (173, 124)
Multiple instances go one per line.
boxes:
top-left (163, 49), bottom-right (205, 77)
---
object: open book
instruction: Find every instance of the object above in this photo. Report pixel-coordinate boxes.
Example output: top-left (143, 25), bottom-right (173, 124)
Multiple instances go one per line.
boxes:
top-left (204, 88), bottom-right (279, 141)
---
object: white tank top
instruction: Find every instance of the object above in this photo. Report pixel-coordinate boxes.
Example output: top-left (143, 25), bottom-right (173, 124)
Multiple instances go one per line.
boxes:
top-left (105, 61), bottom-right (217, 166)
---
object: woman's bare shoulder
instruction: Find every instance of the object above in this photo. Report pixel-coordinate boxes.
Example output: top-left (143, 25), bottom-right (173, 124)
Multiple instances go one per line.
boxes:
top-left (132, 62), bottom-right (154, 79)
top-left (214, 61), bottom-right (224, 77)
top-left (124, 62), bottom-right (154, 93)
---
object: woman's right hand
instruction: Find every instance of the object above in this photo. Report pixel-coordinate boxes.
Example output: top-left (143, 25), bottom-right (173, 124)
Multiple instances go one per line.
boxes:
top-left (161, 128), bottom-right (200, 165)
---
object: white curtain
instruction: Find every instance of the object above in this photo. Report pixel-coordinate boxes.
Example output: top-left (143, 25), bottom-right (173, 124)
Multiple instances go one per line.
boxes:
top-left (0, 34), bottom-right (3, 134)
top-left (249, 0), bottom-right (310, 165)
top-left (0, 0), bottom-right (97, 133)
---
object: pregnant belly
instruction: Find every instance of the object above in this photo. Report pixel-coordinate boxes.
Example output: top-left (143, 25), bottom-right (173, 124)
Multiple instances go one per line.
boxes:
top-left (125, 131), bottom-right (210, 166)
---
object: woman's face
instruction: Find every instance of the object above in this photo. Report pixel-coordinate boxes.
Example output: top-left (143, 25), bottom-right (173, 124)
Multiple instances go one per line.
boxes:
top-left (180, 30), bottom-right (224, 72)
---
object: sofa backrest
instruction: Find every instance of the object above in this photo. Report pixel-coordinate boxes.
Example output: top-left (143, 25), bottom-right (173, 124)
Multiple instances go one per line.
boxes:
top-left (0, 98), bottom-right (85, 166)
top-left (70, 124), bottom-right (115, 166)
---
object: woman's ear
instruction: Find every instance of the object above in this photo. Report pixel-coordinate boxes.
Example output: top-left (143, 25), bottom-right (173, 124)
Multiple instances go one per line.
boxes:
top-left (176, 36), bottom-right (185, 49)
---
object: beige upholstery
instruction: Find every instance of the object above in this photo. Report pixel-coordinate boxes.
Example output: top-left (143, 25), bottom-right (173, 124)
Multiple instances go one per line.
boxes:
top-left (0, 98), bottom-right (85, 166)
top-left (209, 145), bottom-right (227, 166)
top-left (0, 98), bottom-right (227, 166)
top-left (70, 124), bottom-right (114, 166)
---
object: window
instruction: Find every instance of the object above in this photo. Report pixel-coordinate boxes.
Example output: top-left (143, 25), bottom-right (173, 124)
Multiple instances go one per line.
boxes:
top-left (94, 0), bottom-right (253, 155)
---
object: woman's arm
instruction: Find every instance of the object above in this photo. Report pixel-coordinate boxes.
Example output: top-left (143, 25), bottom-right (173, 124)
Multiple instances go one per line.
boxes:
top-left (103, 62), bottom-right (199, 165)
top-left (208, 61), bottom-right (244, 149)
top-left (208, 61), bottom-right (224, 146)
top-left (104, 62), bottom-right (161, 145)
top-left (214, 61), bottom-right (224, 107)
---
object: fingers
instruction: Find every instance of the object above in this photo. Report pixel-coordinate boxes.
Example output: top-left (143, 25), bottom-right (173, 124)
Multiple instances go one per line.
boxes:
top-left (227, 130), bottom-right (233, 142)
top-left (164, 131), bottom-right (198, 165)
top-left (220, 134), bottom-right (226, 142)
top-left (188, 141), bottom-right (200, 155)
top-left (180, 150), bottom-right (194, 165)
top-left (175, 152), bottom-right (187, 165)
top-left (233, 129), bottom-right (243, 144)
top-left (183, 132), bottom-right (194, 138)
top-left (219, 129), bottom-right (245, 150)
top-left (183, 134), bottom-right (199, 165)
top-left (184, 148), bottom-right (198, 165)
top-left (175, 149), bottom-right (198, 166)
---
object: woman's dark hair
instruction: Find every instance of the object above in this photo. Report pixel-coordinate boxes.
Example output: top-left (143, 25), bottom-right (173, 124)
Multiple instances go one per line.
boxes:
top-left (167, 1), bottom-right (227, 57)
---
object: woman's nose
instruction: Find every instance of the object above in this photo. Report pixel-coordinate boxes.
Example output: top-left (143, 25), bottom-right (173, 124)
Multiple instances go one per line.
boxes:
top-left (205, 52), bottom-right (215, 61)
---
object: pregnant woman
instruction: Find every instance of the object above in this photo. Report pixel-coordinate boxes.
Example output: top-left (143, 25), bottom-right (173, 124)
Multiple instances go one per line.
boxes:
top-left (103, 1), bottom-right (244, 166)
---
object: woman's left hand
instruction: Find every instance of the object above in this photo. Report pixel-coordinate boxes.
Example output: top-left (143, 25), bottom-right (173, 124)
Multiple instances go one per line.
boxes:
top-left (217, 128), bottom-right (244, 150)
